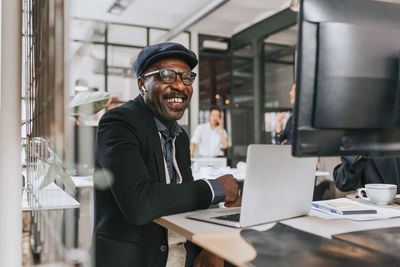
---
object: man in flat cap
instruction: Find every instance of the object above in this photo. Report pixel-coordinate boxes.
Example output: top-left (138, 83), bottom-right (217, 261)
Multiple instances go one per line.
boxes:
top-left (93, 42), bottom-right (239, 267)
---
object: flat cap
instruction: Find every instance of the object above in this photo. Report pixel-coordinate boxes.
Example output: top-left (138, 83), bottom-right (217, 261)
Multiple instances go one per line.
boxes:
top-left (133, 42), bottom-right (198, 77)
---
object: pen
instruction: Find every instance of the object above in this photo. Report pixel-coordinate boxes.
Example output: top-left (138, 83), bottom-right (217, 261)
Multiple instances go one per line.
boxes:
top-left (311, 203), bottom-right (377, 215)
top-left (312, 203), bottom-right (341, 214)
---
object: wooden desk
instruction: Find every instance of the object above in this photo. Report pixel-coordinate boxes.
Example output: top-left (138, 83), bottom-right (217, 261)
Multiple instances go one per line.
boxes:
top-left (155, 205), bottom-right (400, 266)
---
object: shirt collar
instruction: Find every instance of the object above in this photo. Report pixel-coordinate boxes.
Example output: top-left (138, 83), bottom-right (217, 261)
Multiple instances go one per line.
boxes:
top-left (153, 117), bottom-right (182, 138)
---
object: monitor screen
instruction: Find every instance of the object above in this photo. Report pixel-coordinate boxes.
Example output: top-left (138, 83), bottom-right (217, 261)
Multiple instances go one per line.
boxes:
top-left (293, 0), bottom-right (400, 157)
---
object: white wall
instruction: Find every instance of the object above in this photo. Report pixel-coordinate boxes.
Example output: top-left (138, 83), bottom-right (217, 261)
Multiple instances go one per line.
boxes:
top-left (0, 0), bottom-right (22, 266)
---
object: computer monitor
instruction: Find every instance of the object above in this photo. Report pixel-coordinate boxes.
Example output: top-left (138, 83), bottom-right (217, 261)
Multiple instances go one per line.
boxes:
top-left (293, 0), bottom-right (400, 157)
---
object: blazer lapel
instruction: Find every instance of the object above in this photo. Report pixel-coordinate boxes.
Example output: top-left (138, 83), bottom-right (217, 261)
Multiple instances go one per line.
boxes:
top-left (152, 134), bottom-right (166, 183)
top-left (134, 95), bottom-right (166, 183)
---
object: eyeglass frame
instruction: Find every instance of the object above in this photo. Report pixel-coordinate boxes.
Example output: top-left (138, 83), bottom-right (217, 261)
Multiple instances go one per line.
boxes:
top-left (141, 69), bottom-right (197, 86)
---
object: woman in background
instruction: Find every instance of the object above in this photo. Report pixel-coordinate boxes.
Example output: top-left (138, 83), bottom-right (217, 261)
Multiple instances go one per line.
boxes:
top-left (275, 83), bottom-right (295, 145)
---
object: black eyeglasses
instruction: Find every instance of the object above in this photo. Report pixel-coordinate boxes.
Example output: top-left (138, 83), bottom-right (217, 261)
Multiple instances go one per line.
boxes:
top-left (142, 69), bottom-right (196, 86)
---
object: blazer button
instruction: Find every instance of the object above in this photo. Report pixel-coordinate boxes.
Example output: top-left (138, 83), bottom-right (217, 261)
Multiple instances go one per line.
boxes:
top-left (160, 245), bottom-right (167, 253)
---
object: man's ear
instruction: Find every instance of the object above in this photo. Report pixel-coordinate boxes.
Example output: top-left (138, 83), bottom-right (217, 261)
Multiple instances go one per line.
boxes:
top-left (138, 78), bottom-right (145, 95)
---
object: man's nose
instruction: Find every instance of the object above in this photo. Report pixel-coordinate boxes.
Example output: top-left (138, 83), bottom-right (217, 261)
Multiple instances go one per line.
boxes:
top-left (170, 75), bottom-right (186, 91)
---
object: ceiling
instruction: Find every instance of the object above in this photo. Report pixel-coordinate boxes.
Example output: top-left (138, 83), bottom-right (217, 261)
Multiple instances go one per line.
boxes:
top-left (70, 0), bottom-right (293, 38)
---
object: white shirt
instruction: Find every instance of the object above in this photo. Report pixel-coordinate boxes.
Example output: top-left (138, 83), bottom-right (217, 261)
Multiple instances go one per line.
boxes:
top-left (191, 123), bottom-right (228, 157)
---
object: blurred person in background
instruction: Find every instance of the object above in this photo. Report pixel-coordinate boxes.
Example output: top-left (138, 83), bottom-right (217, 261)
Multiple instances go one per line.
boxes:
top-left (275, 83), bottom-right (296, 145)
top-left (190, 107), bottom-right (229, 158)
top-left (333, 156), bottom-right (400, 194)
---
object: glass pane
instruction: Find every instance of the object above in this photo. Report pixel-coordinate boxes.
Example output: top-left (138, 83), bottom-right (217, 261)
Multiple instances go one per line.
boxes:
top-left (69, 20), bottom-right (106, 42)
top-left (231, 44), bottom-right (254, 162)
top-left (265, 25), bottom-right (298, 46)
top-left (169, 32), bottom-right (190, 48)
top-left (149, 29), bottom-right (190, 47)
top-left (233, 44), bottom-right (253, 58)
top-left (149, 29), bottom-right (169, 45)
top-left (108, 46), bottom-right (139, 72)
top-left (232, 56), bottom-right (253, 108)
top-left (231, 108), bottom-right (254, 145)
top-left (108, 75), bottom-right (138, 103)
top-left (108, 24), bottom-right (147, 46)
top-left (264, 43), bottom-right (295, 109)
top-left (107, 46), bottom-right (141, 102)
top-left (70, 43), bottom-right (105, 94)
top-left (199, 56), bottom-right (231, 106)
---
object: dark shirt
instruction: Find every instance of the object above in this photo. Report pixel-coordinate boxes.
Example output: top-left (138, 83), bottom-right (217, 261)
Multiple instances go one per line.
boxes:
top-left (153, 117), bottom-right (226, 203)
top-left (154, 117), bottom-right (181, 183)
top-left (333, 156), bottom-right (400, 193)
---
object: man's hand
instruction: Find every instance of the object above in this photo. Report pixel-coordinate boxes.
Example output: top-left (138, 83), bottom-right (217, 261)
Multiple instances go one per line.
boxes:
top-left (217, 117), bottom-right (224, 129)
top-left (217, 174), bottom-right (239, 207)
top-left (194, 249), bottom-right (224, 267)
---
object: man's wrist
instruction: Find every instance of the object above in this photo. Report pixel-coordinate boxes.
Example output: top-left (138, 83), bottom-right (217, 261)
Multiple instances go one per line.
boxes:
top-left (208, 179), bottom-right (226, 204)
top-left (202, 179), bottom-right (226, 204)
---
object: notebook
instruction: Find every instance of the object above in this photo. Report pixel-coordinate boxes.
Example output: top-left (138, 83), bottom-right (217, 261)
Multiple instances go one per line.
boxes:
top-left (187, 145), bottom-right (317, 228)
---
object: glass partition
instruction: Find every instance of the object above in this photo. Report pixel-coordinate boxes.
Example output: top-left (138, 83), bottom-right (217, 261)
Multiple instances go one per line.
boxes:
top-left (230, 44), bottom-right (255, 162)
top-left (264, 43), bottom-right (295, 109)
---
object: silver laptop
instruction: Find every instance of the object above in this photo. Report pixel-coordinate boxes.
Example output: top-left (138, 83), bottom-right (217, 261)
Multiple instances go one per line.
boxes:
top-left (187, 145), bottom-right (317, 228)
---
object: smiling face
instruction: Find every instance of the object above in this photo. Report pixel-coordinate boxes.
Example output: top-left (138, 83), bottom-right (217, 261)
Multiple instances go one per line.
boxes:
top-left (138, 58), bottom-right (193, 128)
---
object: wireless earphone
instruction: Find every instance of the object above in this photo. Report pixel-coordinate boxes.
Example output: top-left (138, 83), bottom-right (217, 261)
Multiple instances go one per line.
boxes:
top-left (141, 86), bottom-right (147, 92)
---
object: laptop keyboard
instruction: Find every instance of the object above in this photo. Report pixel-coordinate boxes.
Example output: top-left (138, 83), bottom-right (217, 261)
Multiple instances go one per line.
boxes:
top-left (212, 213), bottom-right (241, 222)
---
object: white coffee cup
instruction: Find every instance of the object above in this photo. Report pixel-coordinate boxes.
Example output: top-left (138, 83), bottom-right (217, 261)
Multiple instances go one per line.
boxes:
top-left (357, 184), bottom-right (397, 205)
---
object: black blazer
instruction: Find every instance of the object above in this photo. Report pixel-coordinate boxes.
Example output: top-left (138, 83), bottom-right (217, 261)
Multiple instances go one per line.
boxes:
top-left (333, 156), bottom-right (400, 193)
top-left (93, 95), bottom-right (212, 267)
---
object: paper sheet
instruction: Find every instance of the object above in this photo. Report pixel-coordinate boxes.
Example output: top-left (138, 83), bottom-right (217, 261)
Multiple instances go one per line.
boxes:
top-left (310, 198), bottom-right (400, 221)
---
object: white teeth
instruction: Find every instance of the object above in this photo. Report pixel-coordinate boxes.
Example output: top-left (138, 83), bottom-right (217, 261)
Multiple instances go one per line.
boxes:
top-left (167, 98), bottom-right (183, 103)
